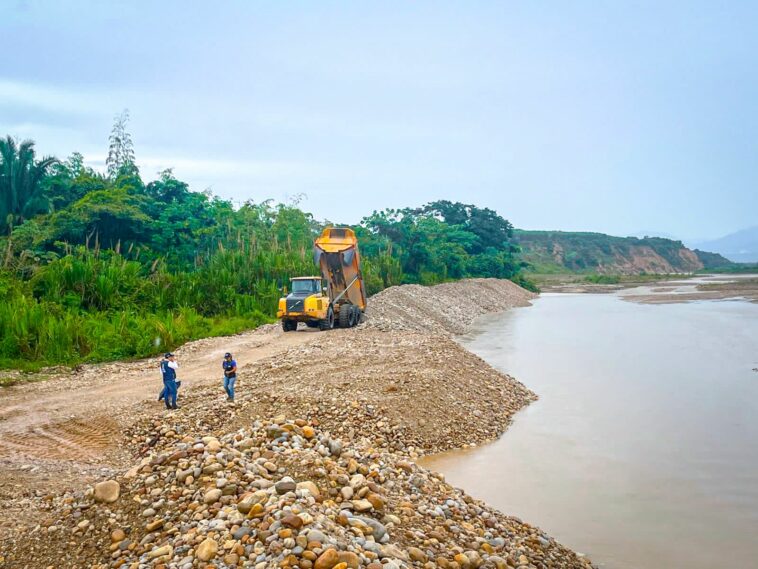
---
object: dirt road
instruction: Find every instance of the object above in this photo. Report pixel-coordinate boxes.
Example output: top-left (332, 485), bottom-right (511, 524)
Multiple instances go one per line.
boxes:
top-left (0, 326), bottom-right (319, 468)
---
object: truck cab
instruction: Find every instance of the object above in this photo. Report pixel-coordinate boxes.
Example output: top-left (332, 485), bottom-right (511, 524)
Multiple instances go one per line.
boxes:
top-left (277, 276), bottom-right (329, 331)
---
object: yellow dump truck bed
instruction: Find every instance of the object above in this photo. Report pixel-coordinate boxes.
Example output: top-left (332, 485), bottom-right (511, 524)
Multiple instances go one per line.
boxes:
top-left (314, 227), bottom-right (367, 311)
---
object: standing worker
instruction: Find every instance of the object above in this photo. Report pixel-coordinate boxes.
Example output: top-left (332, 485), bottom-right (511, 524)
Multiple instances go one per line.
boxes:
top-left (161, 352), bottom-right (180, 410)
top-left (158, 353), bottom-right (182, 402)
top-left (222, 352), bottom-right (237, 402)
top-left (158, 353), bottom-right (168, 402)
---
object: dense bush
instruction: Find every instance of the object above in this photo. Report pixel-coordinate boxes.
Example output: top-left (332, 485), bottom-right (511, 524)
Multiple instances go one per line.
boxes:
top-left (584, 274), bottom-right (621, 284)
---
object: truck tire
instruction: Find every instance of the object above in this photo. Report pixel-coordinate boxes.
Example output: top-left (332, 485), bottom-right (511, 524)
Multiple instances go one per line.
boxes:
top-left (338, 305), bottom-right (351, 328)
top-left (319, 308), bottom-right (334, 331)
top-left (282, 319), bottom-right (297, 332)
top-left (349, 305), bottom-right (360, 327)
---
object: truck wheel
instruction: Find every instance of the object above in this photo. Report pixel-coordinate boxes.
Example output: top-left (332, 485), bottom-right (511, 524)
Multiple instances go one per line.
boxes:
top-left (282, 319), bottom-right (297, 332)
top-left (338, 305), bottom-right (351, 328)
top-left (319, 308), bottom-right (334, 331)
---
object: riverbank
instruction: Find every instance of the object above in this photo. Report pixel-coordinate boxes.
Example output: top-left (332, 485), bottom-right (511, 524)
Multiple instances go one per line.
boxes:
top-left (0, 279), bottom-right (593, 568)
top-left (532, 272), bottom-right (758, 303)
top-left (530, 273), bottom-right (696, 294)
top-left (620, 274), bottom-right (758, 304)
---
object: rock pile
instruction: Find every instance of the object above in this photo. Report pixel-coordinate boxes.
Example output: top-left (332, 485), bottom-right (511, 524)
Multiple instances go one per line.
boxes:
top-left (118, 329), bottom-right (536, 458)
top-left (1, 418), bottom-right (592, 569)
top-left (365, 279), bottom-right (536, 334)
top-left (247, 330), bottom-right (536, 454)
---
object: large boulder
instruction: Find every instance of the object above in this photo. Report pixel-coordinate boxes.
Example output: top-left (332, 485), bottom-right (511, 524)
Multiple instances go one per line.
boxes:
top-left (315, 548), bottom-right (340, 569)
top-left (196, 538), bottom-right (218, 561)
top-left (93, 480), bottom-right (120, 503)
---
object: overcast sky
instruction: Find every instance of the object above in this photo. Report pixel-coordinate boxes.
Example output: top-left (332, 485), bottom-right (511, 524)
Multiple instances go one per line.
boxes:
top-left (1, 1), bottom-right (756, 240)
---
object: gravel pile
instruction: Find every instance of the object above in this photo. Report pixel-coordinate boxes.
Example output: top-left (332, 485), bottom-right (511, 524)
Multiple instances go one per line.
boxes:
top-left (0, 417), bottom-right (592, 569)
top-left (245, 330), bottom-right (536, 454)
top-left (0, 278), bottom-right (598, 568)
top-left (113, 329), bottom-right (536, 459)
top-left (365, 279), bottom-right (536, 334)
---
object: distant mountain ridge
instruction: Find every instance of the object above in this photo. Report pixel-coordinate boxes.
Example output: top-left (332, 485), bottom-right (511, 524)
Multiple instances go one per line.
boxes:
top-left (690, 226), bottom-right (758, 263)
top-left (515, 230), bottom-right (734, 275)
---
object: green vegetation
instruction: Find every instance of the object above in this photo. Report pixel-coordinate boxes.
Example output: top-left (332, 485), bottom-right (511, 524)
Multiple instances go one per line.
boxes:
top-left (699, 263), bottom-right (758, 274)
top-left (583, 274), bottom-right (621, 284)
top-left (693, 250), bottom-right (754, 272)
top-left (0, 117), bottom-right (532, 370)
top-left (515, 230), bottom-right (735, 274)
top-left (358, 201), bottom-right (531, 291)
top-left (0, 135), bottom-right (58, 234)
top-left (526, 272), bottom-right (700, 289)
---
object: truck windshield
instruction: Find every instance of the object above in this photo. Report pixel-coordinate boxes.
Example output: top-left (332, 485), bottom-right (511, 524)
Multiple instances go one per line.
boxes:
top-left (291, 280), bottom-right (320, 294)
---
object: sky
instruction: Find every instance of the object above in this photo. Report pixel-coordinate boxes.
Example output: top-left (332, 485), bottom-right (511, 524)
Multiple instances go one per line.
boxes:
top-left (1, 1), bottom-right (756, 241)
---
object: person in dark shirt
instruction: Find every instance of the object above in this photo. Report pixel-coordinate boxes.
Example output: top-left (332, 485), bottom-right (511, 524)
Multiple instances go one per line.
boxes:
top-left (158, 354), bottom-right (167, 402)
top-left (160, 352), bottom-right (180, 410)
top-left (222, 352), bottom-right (237, 402)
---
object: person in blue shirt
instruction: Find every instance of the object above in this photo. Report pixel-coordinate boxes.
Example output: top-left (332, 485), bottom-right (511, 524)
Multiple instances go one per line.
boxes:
top-left (160, 352), bottom-right (180, 410)
top-left (222, 352), bottom-right (237, 402)
top-left (158, 353), bottom-right (168, 402)
top-left (158, 354), bottom-right (181, 402)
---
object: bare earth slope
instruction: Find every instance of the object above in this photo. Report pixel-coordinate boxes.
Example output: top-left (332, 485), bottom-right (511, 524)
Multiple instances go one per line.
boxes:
top-left (0, 278), bottom-right (593, 569)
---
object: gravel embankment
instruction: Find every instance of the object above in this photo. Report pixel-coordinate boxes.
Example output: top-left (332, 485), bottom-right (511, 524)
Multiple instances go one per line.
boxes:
top-left (366, 278), bottom-right (536, 334)
top-left (0, 278), bottom-right (595, 569)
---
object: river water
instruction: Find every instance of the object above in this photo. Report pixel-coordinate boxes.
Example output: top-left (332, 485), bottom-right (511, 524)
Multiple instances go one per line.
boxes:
top-left (420, 291), bottom-right (758, 568)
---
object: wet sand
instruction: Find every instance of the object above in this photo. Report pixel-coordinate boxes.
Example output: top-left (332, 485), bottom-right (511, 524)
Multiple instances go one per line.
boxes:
top-left (620, 274), bottom-right (758, 304)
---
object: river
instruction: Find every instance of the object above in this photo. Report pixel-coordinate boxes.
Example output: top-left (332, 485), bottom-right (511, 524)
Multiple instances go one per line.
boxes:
top-left (420, 290), bottom-right (758, 568)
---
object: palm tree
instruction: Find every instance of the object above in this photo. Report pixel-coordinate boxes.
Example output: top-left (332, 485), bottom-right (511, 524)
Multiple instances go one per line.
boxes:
top-left (0, 136), bottom-right (58, 234)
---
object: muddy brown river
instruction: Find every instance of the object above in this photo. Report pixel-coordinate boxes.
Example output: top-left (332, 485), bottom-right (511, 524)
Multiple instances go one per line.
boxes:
top-left (421, 290), bottom-right (758, 568)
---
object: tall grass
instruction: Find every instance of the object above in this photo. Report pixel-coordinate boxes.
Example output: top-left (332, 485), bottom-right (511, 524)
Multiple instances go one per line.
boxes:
top-left (0, 294), bottom-right (269, 366)
top-left (0, 244), bottom-right (307, 368)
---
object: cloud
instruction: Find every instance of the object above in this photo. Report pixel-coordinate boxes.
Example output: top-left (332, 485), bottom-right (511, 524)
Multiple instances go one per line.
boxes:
top-left (0, 78), bottom-right (117, 117)
top-left (135, 155), bottom-right (338, 181)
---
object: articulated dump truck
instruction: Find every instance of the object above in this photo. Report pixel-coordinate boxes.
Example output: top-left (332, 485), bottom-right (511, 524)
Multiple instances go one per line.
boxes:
top-left (277, 227), bottom-right (367, 332)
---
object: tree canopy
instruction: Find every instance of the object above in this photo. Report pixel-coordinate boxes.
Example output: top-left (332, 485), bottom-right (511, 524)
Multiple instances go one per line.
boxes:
top-left (359, 202), bottom-right (524, 283)
top-left (0, 136), bottom-right (58, 234)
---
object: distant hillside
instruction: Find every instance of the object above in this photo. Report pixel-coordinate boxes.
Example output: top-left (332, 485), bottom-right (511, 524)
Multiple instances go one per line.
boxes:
top-left (691, 226), bottom-right (758, 263)
top-left (515, 230), bottom-right (734, 274)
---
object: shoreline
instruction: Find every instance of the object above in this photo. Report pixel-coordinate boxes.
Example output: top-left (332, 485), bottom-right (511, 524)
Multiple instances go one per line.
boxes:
top-left (538, 273), bottom-right (758, 304)
top-left (419, 287), bottom-right (758, 569)
top-left (0, 278), bottom-right (594, 568)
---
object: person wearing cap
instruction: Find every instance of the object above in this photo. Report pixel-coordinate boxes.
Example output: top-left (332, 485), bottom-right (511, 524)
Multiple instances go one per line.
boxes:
top-left (158, 354), bottom-right (182, 401)
top-left (160, 352), bottom-right (180, 410)
top-left (222, 352), bottom-right (237, 402)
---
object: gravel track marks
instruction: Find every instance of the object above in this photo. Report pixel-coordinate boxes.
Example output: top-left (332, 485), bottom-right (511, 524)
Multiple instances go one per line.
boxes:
top-left (0, 327), bottom-right (319, 472)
